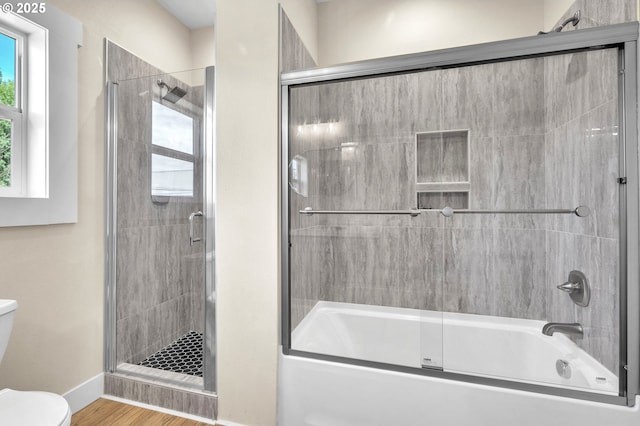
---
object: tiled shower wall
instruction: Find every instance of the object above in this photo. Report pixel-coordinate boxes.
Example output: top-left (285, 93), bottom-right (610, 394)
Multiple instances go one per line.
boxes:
top-left (543, 47), bottom-right (620, 374)
top-left (289, 60), bottom-right (551, 324)
top-left (287, 1), bottom-right (636, 375)
top-left (107, 42), bottom-right (205, 365)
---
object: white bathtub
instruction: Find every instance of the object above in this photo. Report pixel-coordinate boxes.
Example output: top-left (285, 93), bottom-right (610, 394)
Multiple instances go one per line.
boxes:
top-left (279, 302), bottom-right (639, 426)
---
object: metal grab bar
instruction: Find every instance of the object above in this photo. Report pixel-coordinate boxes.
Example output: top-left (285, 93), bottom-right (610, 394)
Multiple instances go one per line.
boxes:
top-left (299, 206), bottom-right (591, 218)
top-left (189, 211), bottom-right (204, 246)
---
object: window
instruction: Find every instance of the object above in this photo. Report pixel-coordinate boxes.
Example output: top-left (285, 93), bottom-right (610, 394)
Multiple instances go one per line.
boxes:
top-left (0, 5), bottom-right (82, 227)
top-left (151, 101), bottom-right (195, 199)
top-left (0, 11), bottom-right (47, 201)
top-left (0, 26), bottom-right (24, 196)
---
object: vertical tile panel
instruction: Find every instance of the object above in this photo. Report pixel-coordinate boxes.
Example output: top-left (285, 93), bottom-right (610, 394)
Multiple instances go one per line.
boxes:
top-left (355, 226), bottom-right (398, 306)
top-left (588, 49), bottom-right (618, 111)
top-left (544, 127), bottom-right (562, 232)
top-left (557, 52), bottom-right (591, 127)
top-left (403, 70), bottom-right (442, 134)
top-left (442, 64), bottom-right (494, 138)
top-left (116, 227), bottom-right (147, 320)
top-left (557, 114), bottom-right (595, 237)
top-left (398, 227), bottom-right (444, 311)
top-left (443, 228), bottom-right (494, 315)
top-left (362, 142), bottom-right (413, 211)
top-left (494, 59), bottom-right (544, 137)
top-left (494, 135), bottom-right (546, 230)
top-left (585, 0), bottom-right (637, 26)
top-left (493, 229), bottom-right (547, 319)
top-left (116, 314), bottom-right (148, 364)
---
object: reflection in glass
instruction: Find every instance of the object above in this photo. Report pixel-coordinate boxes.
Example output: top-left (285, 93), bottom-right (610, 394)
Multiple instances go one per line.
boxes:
top-left (152, 101), bottom-right (194, 154)
top-left (151, 154), bottom-right (193, 197)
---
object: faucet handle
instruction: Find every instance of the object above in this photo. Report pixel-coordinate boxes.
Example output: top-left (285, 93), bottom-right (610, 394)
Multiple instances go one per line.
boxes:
top-left (557, 281), bottom-right (580, 293)
top-left (557, 270), bottom-right (590, 307)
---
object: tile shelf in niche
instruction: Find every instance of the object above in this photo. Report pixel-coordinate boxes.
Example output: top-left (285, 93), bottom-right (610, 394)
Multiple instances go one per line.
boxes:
top-left (416, 182), bottom-right (470, 193)
top-left (415, 129), bottom-right (470, 186)
top-left (415, 129), bottom-right (470, 210)
top-left (418, 191), bottom-right (469, 210)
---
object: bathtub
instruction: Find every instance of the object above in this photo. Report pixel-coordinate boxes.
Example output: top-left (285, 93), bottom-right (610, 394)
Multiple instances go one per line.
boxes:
top-left (279, 302), bottom-right (640, 426)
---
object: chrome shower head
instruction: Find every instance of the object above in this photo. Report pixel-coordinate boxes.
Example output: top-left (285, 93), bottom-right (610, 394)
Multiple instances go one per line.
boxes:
top-left (157, 79), bottom-right (187, 103)
top-left (538, 10), bottom-right (581, 35)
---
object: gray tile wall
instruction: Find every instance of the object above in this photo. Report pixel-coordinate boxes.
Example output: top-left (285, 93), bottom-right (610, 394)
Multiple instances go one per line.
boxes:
top-left (287, 1), bottom-right (634, 378)
top-left (280, 10), bottom-right (317, 73)
top-left (107, 42), bottom-right (205, 365)
top-left (544, 48), bottom-right (620, 374)
top-left (551, 0), bottom-right (636, 31)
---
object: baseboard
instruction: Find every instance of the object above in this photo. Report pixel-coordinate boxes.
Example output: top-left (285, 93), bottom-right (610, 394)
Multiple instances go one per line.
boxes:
top-left (62, 372), bottom-right (104, 413)
top-left (102, 395), bottom-right (216, 425)
top-left (216, 420), bottom-right (248, 426)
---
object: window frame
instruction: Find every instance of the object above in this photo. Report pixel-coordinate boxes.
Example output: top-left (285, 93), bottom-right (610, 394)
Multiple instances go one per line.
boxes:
top-left (0, 24), bottom-right (26, 197)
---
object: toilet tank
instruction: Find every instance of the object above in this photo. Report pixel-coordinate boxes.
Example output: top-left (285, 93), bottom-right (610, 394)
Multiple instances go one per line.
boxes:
top-left (0, 300), bottom-right (17, 363)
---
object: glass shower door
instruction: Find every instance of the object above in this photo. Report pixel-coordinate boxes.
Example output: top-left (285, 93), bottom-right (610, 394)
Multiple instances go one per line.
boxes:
top-left (287, 74), bottom-right (444, 370)
top-left (107, 67), bottom-right (216, 392)
top-left (438, 49), bottom-right (621, 395)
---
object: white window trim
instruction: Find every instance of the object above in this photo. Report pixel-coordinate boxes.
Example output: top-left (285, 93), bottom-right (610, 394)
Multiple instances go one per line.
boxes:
top-left (0, 25), bottom-right (25, 197)
top-left (0, 3), bottom-right (82, 227)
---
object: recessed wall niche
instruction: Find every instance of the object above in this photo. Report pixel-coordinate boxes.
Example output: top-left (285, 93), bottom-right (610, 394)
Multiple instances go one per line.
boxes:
top-left (415, 130), bottom-right (469, 209)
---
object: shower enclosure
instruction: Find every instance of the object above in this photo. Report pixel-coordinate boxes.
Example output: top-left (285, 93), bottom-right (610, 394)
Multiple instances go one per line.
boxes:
top-left (280, 21), bottom-right (640, 421)
top-left (103, 41), bottom-right (216, 416)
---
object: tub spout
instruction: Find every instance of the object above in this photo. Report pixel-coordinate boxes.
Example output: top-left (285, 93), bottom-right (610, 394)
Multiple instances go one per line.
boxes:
top-left (542, 322), bottom-right (583, 338)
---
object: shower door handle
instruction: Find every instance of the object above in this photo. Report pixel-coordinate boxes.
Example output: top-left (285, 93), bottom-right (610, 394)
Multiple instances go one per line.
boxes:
top-left (189, 211), bottom-right (204, 246)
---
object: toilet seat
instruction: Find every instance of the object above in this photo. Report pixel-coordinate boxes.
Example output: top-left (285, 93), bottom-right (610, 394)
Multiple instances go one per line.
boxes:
top-left (0, 388), bottom-right (71, 426)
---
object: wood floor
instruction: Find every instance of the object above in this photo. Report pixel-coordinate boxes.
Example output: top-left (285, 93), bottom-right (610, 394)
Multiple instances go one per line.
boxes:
top-left (71, 398), bottom-right (213, 426)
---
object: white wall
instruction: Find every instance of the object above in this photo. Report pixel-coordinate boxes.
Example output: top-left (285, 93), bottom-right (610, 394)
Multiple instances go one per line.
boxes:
top-left (544, 0), bottom-right (576, 30)
top-left (192, 26), bottom-right (216, 70)
top-left (215, 0), bottom-right (279, 421)
top-left (214, 0), bottom-right (315, 424)
top-left (0, 0), bottom-right (199, 396)
top-left (317, 0), bottom-right (548, 66)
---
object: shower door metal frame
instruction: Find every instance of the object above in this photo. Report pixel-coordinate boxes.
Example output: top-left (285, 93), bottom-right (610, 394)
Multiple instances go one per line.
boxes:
top-left (202, 66), bottom-right (217, 393)
top-left (280, 21), bottom-right (640, 407)
top-left (105, 77), bottom-right (118, 375)
top-left (104, 56), bottom-right (217, 393)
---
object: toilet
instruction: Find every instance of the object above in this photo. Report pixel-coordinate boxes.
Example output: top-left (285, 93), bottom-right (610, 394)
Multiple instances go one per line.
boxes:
top-left (0, 300), bottom-right (72, 426)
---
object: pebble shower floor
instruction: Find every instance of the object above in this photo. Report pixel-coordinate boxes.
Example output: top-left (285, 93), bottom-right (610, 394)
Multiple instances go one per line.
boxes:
top-left (139, 331), bottom-right (203, 377)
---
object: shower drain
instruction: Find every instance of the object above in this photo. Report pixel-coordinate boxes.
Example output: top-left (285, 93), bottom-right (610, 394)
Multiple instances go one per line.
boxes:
top-left (139, 331), bottom-right (203, 377)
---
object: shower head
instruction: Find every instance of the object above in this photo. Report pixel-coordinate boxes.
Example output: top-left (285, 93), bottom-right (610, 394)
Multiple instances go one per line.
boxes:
top-left (157, 79), bottom-right (187, 103)
top-left (537, 10), bottom-right (581, 35)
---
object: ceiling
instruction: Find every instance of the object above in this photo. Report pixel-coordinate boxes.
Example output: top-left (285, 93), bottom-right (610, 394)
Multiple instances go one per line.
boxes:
top-left (156, 0), bottom-right (216, 30)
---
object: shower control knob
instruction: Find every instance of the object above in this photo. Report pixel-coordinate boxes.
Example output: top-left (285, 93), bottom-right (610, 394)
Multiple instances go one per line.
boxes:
top-left (557, 282), bottom-right (580, 292)
top-left (557, 270), bottom-right (590, 307)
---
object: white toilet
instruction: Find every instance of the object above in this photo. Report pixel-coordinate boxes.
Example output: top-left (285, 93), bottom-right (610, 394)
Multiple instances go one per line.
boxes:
top-left (0, 300), bottom-right (72, 426)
